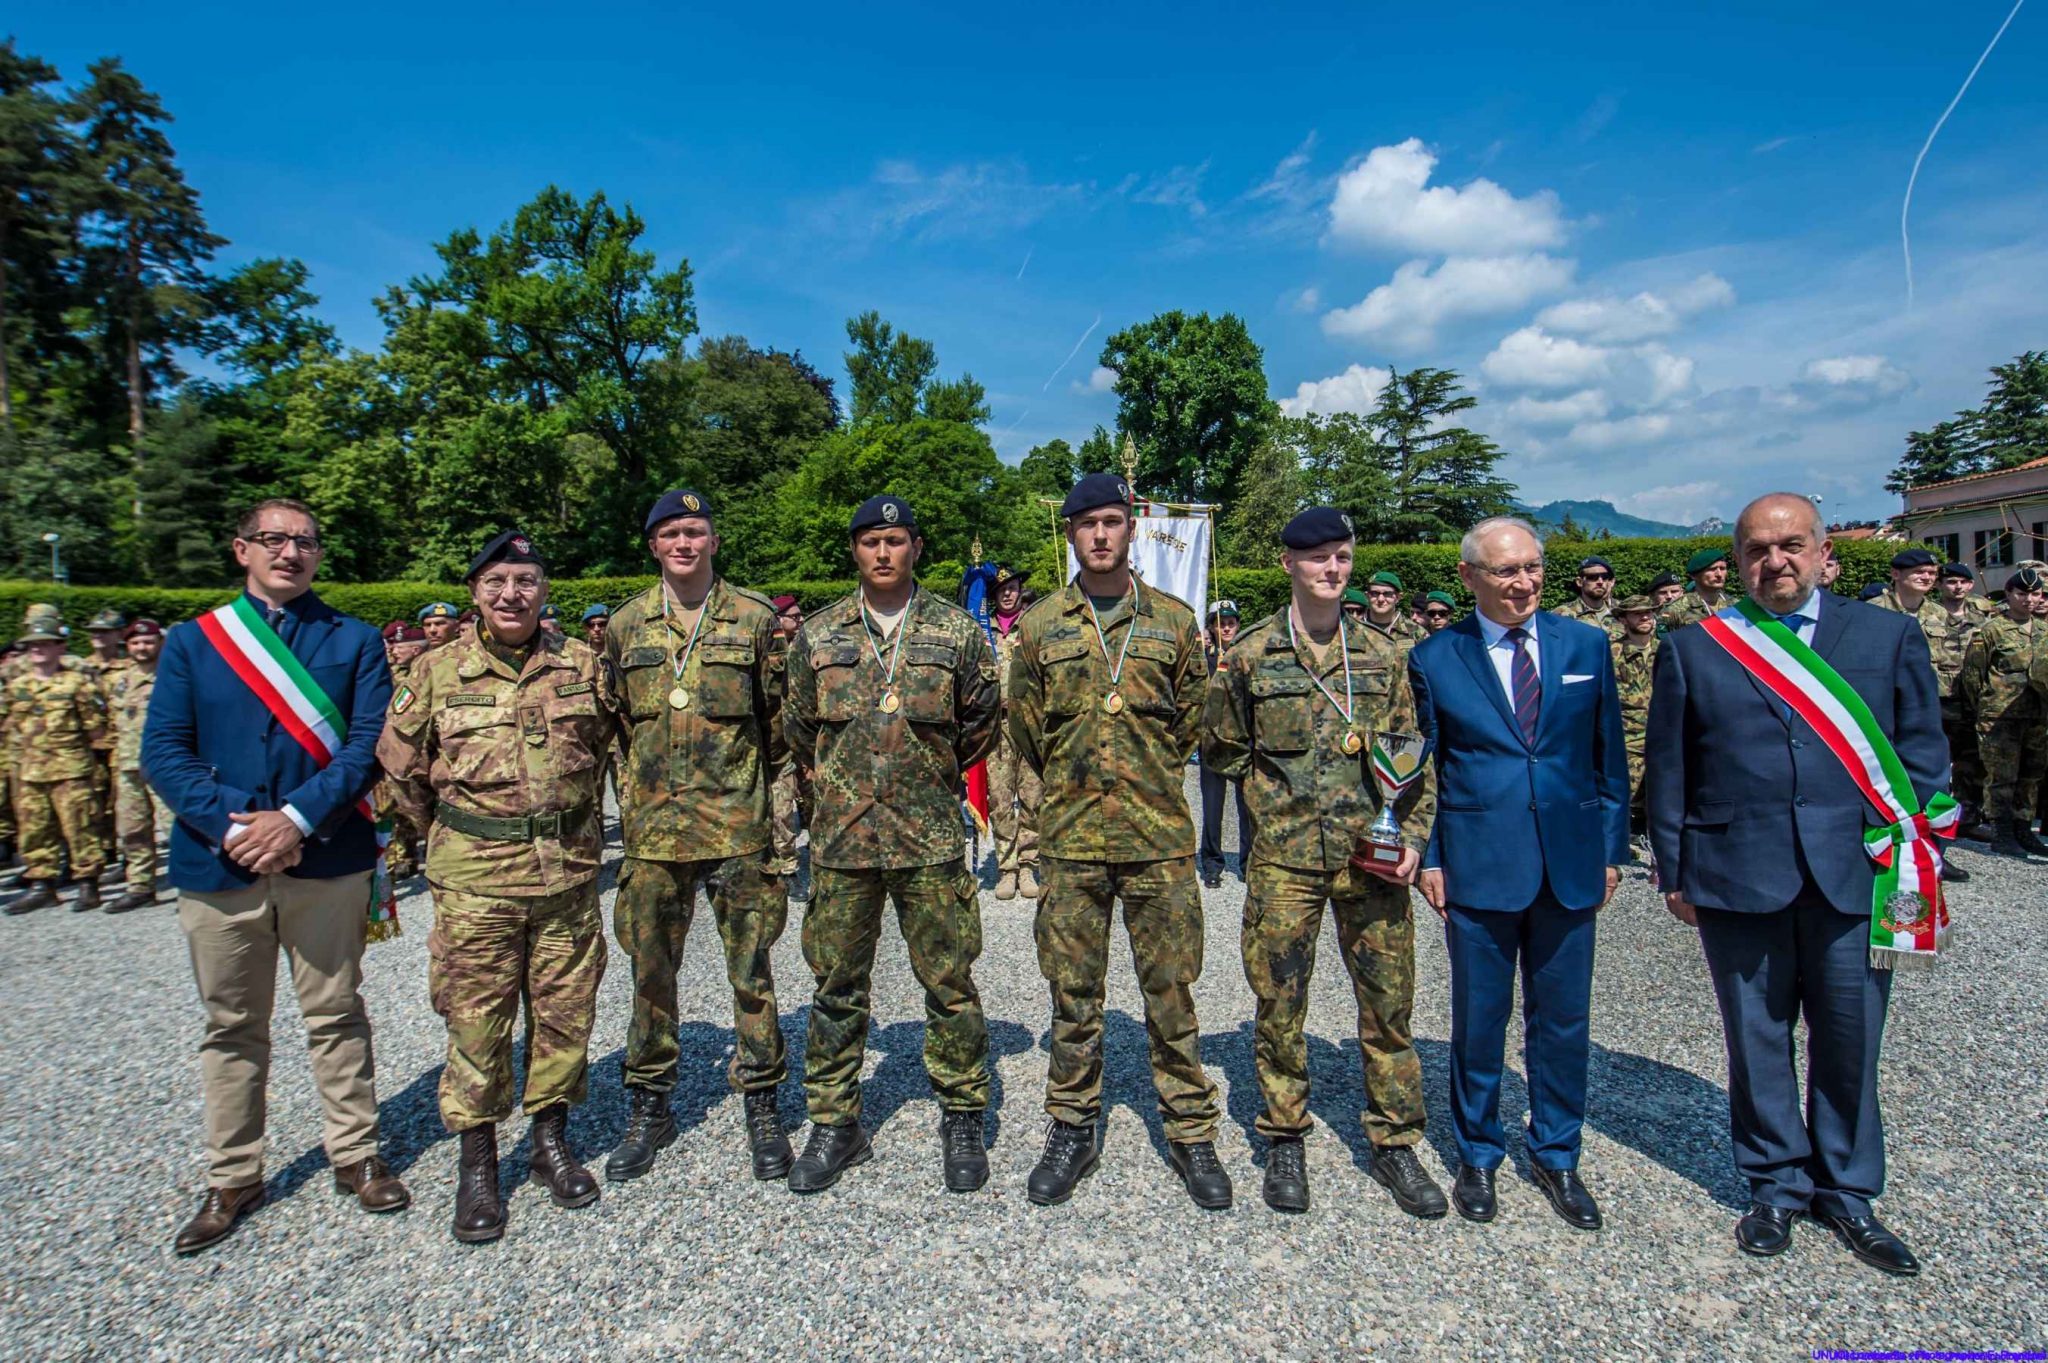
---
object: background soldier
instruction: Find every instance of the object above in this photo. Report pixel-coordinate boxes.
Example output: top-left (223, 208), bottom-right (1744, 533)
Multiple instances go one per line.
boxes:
top-left (1935, 563), bottom-right (1991, 830)
top-left (1870, 548), bottom-right (1970, 881)
top-left (417, 601), bottom-right (460, 646)
top-left (1341, 588), bottom-right (1368, 624)
top-left (783, 495), bottom-right (1001, 1195)
top-left (1959, 565), bottom-right (2047, 857)
top-left (1361, 572), bottom-right (1425, 647)
top-left (1648, 571), bottom-right (1685, 615)
top-left (765, 593), bottom-right (814, 905)
top-left (377, 530), bottom-right (617, 1243)
top-left (3, 617), bottom-right (110, 913)
top-left (1421, 590), bottom-right (1457, 634)
top-left (1010, 473), bottom-right (1230, 1211)
top-left (1611, 595), bottom-right (1661, 839)
top-left (1554, 556), bottom-right (1624, 639)
top-left (82, 609), bottom-right (130, 869)
top-left (580, 602), bottom-right (610, 648)
top-left (1659, 548), bottom-right (1732, 631)
top-left (2019, 579), bottom-right (2048, 845)
top-left (1203, 507), bottom-right (1443, 1219)
top-left (1198, 600), bottom-right (1250, 888)
top-left (105, 619), bottom-right (165, 911)
top-left (603, 491), bottom-right (795, 1186)
top-left (986, 565), bottom-right (1043, 901)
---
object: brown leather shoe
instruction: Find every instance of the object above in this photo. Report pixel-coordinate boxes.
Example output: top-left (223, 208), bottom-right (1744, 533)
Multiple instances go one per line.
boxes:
top-left (332, 1155), bottom-right (412, 1213)
top-left (174, 1182), bottom-right (266, 1255)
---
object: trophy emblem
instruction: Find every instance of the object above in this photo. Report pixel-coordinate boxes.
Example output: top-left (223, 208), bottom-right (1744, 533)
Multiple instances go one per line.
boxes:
top-left (1356, 731), bottom-right (1432, 871)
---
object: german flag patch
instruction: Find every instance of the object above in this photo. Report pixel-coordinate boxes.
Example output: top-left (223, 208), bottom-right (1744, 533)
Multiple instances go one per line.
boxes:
top-left (391, 685), bottom-right (416, 715)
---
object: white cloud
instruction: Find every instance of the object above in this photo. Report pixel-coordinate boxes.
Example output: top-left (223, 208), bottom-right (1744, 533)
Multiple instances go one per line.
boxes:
top-left (1123, 162), bottom-right (1210, 217)
top-left (1799, 355), bottom-right (1911, 394)
top-left (1075, 365), bottom-right (1118, 394)
top-left (1616, 480), bottom-right (1727, 525)
top-left (1278, 364), bottom-right (1394, 418)
top-left (820, 159), bottom-right (1088, 244)
top-left (1481, 325), bottom-right (1610, 389)
top-left (1326, 138), bottom-right (1566, 254)
top-left (1564, 412), bottom-right (1676, 451)
top-left (1283, 285), bottom-right (1321, 313)
top-left (1322, 254), bottom-right (1574, 347)
top-left (1640, 346), bottom-right (1697, 406)
top-left (1505, 389), bottom-right (1612, 427)
top-left (1535, 273), bottom-right (1735, 343)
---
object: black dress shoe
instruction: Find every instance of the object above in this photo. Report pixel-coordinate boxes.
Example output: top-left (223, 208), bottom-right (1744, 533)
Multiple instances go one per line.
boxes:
top-left (787, 1121), bottom-right (872, 1194)
top-left (1939, 860), bottom-right (1970, 883)
top-left (1166, 1139), bottom-right (1233, 1210)
top-left (1262, 1137), bottom-right (1308, 1213)
top-left (744, 1089), bottom-right (793, 1181)
top-left (1026, 1119), bottom-right (1100, 1206)
top-left (940, 1110), bottom-right (988, 1193)
top-left (1735, 1202), bottom-right (1798, 1256)
top-left (1821, 1213), bottom-right (1920, 1276)
top-left (1530, 1165), bottom-right (1602, 1230)
top-left (1451, 1164), bottom-right (1497, 1223)
top-left (605, 1087), bottom-right (677, 1183)
top-left (1369, 1145), bottom-right (1449, 1218)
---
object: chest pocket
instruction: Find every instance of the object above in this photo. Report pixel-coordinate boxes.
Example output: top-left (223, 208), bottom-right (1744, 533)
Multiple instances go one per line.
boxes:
top-left (1040, 636), bottom-right (1095, 716)
top-left (695, 637), bottom-right (757, 719)
top-left (543, 684), bottom-right (603, 772)
top-left (436, 703), bottom-right (517, 784)
top-left (1350, 663), bottom-right (1394, 727)
top-left (1120, 631), bottom-right (1181, 715)
top-left (899, 639), bottom-right (958, 724)
top-left (1250, 673), bottom-right (1316, 753)
top-left (811, 644), bottom-right (866, 723)
top-left (618, 646), bottom-right (668, 719)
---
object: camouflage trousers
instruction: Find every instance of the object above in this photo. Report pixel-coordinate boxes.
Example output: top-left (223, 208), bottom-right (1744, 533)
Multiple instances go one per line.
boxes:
top-left (2019, 714), bottom-right (2048, 822)
top-left (1976, 711), bottom-right (2037, 820)
top-left (768, 764), bottom-right (811, 876)
top-left (89, 750), bottom-right (115, 862)
top-left (14, 775), bottom-right (104, 881)
top-left (113, 767), bottom-right (157, 892)
top-left (1242, 859), bottom-right (1424, 1145)
top-left (616, 852), bottom-right (788, 1095)
top-left (802, 858), bottom-right (988, 1125)
top-left (1035, 855), bottom-right (1220, 1142)
top-left (427, 882), bottom-right (606, 1130)
top-left (0, 764), bottom-right (14, 844)
top-left (1944, 698), bottom-right (1983, 813)
top-left (986, 730), bottom-right (1041, 874)
top-left (1623, 741), bottom-right (1647, 832)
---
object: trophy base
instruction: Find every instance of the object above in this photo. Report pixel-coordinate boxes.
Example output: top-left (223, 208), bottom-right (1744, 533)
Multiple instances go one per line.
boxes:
top-left (1349, 839), bottom-right (1408, 877)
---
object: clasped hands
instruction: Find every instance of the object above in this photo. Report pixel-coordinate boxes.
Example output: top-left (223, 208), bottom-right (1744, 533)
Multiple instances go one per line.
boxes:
top-left (225, 810), bottom-right (305, 874)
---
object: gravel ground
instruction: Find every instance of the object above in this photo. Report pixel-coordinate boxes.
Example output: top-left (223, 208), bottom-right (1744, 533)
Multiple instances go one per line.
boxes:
top-left (2, 772), bottom-right (2043, 1361)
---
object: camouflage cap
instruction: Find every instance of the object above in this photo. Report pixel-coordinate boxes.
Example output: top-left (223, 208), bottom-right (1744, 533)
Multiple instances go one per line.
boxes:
top-left (16, 620), bottom-right (63, 644)
top-left (87, 609), bottom-right (127, 632)
top-left (1616, 594), bottom-right (1657, 614)
top-left (22, 602), bottom-right (63, 627)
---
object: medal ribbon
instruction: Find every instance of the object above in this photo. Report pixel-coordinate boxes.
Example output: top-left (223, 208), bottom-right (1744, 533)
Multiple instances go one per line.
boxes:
top-left (860, 590), bottom-right (909, 688)
top-left (662, 581), bottom-right (712, 688)
top-left (1081, 576), bottom-right (1142, 689)
top-left (1287, 605), bottom-right (1354, 724)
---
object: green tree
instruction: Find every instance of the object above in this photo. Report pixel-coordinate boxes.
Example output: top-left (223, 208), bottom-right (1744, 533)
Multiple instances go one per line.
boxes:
top-left (1219, 430), bottom-right (1306, 567)
top-left (1360, 367), bottom-right (1514, 542)
top-left (1097, 310), bottom-right (1274, 504)
top-left (0, 41), bottom-right (74, 427)
top-left (1969, 350), bottom-right (2048, 470)
top-left (1017, 437), bottom-right (1079, 498)
top-left (1886, 419), bottom-right (1972, 494)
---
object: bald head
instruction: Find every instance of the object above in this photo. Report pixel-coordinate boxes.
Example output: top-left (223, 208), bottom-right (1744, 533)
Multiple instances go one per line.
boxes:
top-left (1736, 492), bottom-right (1824, 547)
top-left (1734, 492), bottom-right (1831, 615)
top-left (1456, 516), bottom-right (1546, 627)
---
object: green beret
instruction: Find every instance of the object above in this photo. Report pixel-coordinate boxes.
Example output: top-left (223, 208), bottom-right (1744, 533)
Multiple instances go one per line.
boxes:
top-left (1341, 588), bottom-right (1370, 607)
top-left (1425, 590), bottom-right (1456, 608)
top-left (1685, 547), bottom-right (1728, 576)
top-left (1369, 571), bottom-right (1404, 591)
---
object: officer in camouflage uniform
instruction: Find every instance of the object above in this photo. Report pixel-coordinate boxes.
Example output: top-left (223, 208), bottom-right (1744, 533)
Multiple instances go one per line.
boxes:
top-left (2017, 574), bottom-right (2048, 841)
top-left (765, 594), bottom-right (814, 905)
top-left (1611, 595), bottom-right (1661, 837)
top-left (1554, 556), bottom-right (1626, 640)
top-left (377, 529), bottom-right (619, 1243)
top-left (601, 490), bottom-right (795, 1186)
top-left (1659, 548), bottom-right (1733, 632)
top-left (1360, 571), bottom-right (1426, 649)
top-left (1933, 563), bottom-right (1993, 827)
top-left (782, 494), bottom-right (1000, 1195)
top-left (1010, 473), bottom-right (1231, 1210)
top-left (1869, 548), bottom-right (1971, 881)
top-left (1959, 565), bottom-right (2048, 858)
top-left (986, 564), bottom-right (1044, 901)
top-left (0, 606), bottom-right (82, 878)
top-left (1203, 506), bottom-right (1444, 1218)
top-left (82, 610), bottom-right (132, 866)
top-left (1421, 590), bottom-right (1457, 634)
top-left (103, 619), bottom-right (165, 912)
top-left (3, 617), bottom-right (110, 913)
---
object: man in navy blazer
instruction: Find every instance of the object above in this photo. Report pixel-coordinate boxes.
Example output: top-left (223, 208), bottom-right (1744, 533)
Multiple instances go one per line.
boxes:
top-left (142, 498), bottom-right (410, 1254)
top-left (1647, 494), bottom-right (1945, 1276)
top-left (1409, 515), bottom-right (1629, 1231)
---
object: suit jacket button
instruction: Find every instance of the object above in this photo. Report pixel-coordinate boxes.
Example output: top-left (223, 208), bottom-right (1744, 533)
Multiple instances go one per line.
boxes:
top-left (1795, 796), bottom-right (1808, 807)
top-left (1528, 801), bottom-right (1538, 810)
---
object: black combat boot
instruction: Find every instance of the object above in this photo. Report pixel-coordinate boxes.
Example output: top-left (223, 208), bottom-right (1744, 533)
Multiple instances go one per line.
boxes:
top-left (5, 882), bottom-right (55, 915)
top-left (106, 885), bottom-right (157, 913)
top-left (452, 1125), bottom-right (505, 1244)
top-left (1262, 1136), bottom-right (1309, 1213)
top-left (1369, 1144), bottom-right (1449, 1218)
top-left (1166, 1139), bottom-right (1234, 1210)
top-left (2014, 821), bottom-right (2048, 857)
top-left (1990, 819), bottom-right (2032, 858)
top-left (1026, 1119), bottom-right (1100, 1206)
top-left (527, 1104), bottom-right (599, 1209)
top-left (605, 1087), bottom-right (678, 1183)
top-left (0, 838), bottom-right (14, 869)
top-left (940, 1110), bottom-right (988, 1193)
top-left (744, 1089), bottom-right (793, 1181)
top-left (787, 1122), bottom-right (872, 1194)
top-left (72, 879), bottom-right (101, 912)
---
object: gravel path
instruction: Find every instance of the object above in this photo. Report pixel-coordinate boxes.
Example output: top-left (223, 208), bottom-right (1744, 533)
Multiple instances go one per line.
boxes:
top-left (2, 773), bottom-right (2042, 1361)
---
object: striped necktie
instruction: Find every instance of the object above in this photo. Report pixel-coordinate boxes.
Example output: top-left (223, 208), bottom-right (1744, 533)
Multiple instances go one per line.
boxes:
top-left (1507, 626), bottom-right (1540, 745)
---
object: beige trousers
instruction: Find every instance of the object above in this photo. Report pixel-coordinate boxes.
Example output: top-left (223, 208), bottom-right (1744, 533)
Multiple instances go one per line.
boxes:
top-left (179, 871), bottom-right (381, 1187)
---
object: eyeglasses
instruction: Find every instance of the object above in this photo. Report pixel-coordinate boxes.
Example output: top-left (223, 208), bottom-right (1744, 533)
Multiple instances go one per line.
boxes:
top-left (476, 574), bottom-right (543, 599)
top-left (243, 532), bottom-right (321, 555)
top-left (1580, 572), bottom-right (1613, 582)
top-left (1424, 609), bottom-right (1451, 618)
top-left (1475, 560), bottom-right (1546, 583)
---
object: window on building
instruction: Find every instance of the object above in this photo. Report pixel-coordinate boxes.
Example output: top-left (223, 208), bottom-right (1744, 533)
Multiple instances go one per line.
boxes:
top-left (1976, 528), bottom-right (2014, 568)
top-left (2033, 521), bottom-right (2048, 563)
top-left (1929, 533), bottom-right (1961, 565)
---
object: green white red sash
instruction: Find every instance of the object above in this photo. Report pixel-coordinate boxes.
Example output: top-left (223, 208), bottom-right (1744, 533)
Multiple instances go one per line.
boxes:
top-left (195, 596), bottom-right (399, 939)
top-left (1698, 598), bottom-right (1956, 968)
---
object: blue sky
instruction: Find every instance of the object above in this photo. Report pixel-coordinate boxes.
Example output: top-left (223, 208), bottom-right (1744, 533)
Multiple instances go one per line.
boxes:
top-left (31, 0), bottom-right (2048, 524)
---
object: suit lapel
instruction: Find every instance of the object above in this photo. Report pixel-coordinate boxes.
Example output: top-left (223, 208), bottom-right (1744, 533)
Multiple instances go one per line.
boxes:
top-left (1454, 618), bottom-right (1520, 737)
top-left (1809, 595), bottom-right (1850, 663)
top-left (1533, 613), bottom-right (1563, 745)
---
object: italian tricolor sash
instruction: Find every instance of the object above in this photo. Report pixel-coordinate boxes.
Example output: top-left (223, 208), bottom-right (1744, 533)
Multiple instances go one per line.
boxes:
top-left (194, 596), bottom-right (399, 940)
top-left (1698, 599), bottom-right (1956, 969)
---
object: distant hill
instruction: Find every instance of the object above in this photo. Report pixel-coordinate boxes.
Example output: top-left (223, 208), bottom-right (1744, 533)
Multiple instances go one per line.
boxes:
top-left (1515, 499), bottom-right (1708, 540)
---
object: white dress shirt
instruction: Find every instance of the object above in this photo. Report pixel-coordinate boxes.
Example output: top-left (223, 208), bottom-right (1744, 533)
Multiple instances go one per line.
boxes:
top-left (1474, 609), bottom-right (1541, 716)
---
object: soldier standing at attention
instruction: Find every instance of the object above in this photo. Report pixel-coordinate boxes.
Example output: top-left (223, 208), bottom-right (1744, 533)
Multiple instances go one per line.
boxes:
top-left (1648, 571), bottom-right (1685, 615)
top-left (1934, 563), bottom-right (1992, 831)
top-left (601, 490), bottom-right (795, 1185)
top-left (1360, 572), bottom-right (1426, 649)
top-left (1203, 507), bottom-right (1444, 1218)
top-left (1959, 565), bottom-right (2048, 858)
top-left (783, 495), bottom-right (1001, 1195)
top-left (2, 617), bottom-right (110, 914)
top-left (1341, 589), bottom-right (1369, 625)
top-left (418, 602), bottom-right (460, 648)
top-left (1611, 595), bottom-right (1661, 838)
top-left (1197, 600), bottom-right (1251, 889)
top-left (83, 610), bottom-right (131, 865)
top-left (986, 565), bottom-right (1045, 902)
top-left (1554, 557), bottom-right (1624, 639)
top-left (1659, 549), bottom-right (1731, 632)
top-left (1009, 473), bottom-right (1231, 1210)
top-left (104, 619), bottom-right (166, 912)
top-left (579, 603), bottom-right (610, 649)
top-left (765, 594), bottom-right (815, 907)
top-left (1869, 549), bottom-right (1970, 883)
top-left (1421, 591), bottom-right (1457, 634)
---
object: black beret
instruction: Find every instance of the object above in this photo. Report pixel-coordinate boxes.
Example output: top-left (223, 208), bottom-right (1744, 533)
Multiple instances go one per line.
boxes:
top-left (2009, 566), bottom-right (2046, 592)
top-left (850, 495), bottom-right (917, 535)
top-left (1858, 582), bottom-right (1886, 601)
top-left (1648, 570), bottom-right (1682, 591)
top-left (645, 489), bottom-right (713, 533)
top-left (1577, 556), bottom-right (1612, 573)
top-left (466, 530), bottom-right (545, 581)
top-left (1281, 506), bottom-right (1356, 550)
top-left (1939, 562), bottom-right (1974, 581)
top-left (1060, 472), bottom-right (1133, 519)
top-left (1890, 547), bottom-right (1937, 571)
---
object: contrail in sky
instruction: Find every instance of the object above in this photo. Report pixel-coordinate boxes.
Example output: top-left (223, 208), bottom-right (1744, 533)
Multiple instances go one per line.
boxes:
top-left (1902, 0), bottom-right (2026, 309)
top-left (1016, 246), bottom-right (1033, 281)
top-left (1040, 314), bottom-right (1102, 393)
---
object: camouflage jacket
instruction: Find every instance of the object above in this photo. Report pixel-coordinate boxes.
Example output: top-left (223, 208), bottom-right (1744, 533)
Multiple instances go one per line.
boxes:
top-left (105, 664), bottom-right (158, 770)
top-left (605, 577), bottom-right (786, 863)
top-left (991, 615), bottom-right (1028, 703)
top-left (1870, 588), bottom-right (1966, 698)
top-left (1554, 597), bottom-right (1625, 640)
top-left (1960, 615), bottom-right (2044, 723)
top-left (786, 586), bottom-right (1000, 869)
top-left (1611, 635), bottom-right (1659, 749)
top-left (1362, 613), bottom-right (1426, 649)
top-left (1658, 588), bottom-right (1731, 633)
top-left (376, 623), bottom-right (622, 895)
top-left (3, 668), bottom-right (111, 781)
top-left (82, 653), bottom-right (132, 690)
top-left (1202, 610), bottom-right (1435, 872)
top-left (1007, 579), bottom-right (1203, 862)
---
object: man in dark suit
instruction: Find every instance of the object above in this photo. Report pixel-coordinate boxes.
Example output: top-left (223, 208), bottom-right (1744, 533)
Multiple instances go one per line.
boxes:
top-left (143, 498), bottom-right (409, 1254)
top-left (1647, 493), bottom-right (1945, 1276)
top-left (1410, 516), bottom-right (1629, 1231)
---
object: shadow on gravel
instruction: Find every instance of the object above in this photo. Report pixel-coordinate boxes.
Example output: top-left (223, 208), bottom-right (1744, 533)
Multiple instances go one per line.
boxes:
top-left (1032, 1009), bottom-right (1189, 1163)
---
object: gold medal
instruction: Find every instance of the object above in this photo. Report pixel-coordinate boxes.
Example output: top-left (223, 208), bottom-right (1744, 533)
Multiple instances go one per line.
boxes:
top-left (880, 690), bottom-right (902, 714)
top-left (668, 686), bottom-right (691, 710)
top-left (1102, 690), bottom-right (1125, 715)
top-left (1342, 731), bottom-right (1363, 756)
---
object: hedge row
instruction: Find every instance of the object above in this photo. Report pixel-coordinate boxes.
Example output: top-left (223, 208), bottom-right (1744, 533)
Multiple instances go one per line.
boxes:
top-left (0, 536), bottom-right (1916, 646)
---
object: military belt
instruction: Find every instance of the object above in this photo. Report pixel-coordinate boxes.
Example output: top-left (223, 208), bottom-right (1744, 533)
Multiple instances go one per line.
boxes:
top-left (435, 803), bottom-right (594, 841)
